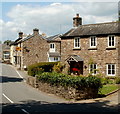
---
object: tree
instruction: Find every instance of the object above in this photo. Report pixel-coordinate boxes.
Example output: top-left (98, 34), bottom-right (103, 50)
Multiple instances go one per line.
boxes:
top-left (3, 40), bottom-right (12, 45)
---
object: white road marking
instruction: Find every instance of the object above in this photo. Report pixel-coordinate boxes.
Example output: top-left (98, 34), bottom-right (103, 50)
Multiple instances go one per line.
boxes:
top-left (2, 93), bottom-right (14, 103)
top-left (16, 70), bottom-right (24, 79)
top-left (21, 109), bottom-right (30, 114)
top-left (3, 93), bottom-right (29, 114)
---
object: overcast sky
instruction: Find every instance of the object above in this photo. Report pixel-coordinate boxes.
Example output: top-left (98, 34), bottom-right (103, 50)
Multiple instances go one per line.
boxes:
top-left (1, 1), bottom-right (119, 42)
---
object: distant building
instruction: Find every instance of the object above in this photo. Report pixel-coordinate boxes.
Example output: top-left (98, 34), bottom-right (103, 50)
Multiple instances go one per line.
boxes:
top-left (2, 43), bottom-right (11, 63)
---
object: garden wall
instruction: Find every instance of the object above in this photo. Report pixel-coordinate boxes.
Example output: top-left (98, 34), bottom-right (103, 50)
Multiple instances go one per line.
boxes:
top-left (26, 76), bottom-right (98, 100)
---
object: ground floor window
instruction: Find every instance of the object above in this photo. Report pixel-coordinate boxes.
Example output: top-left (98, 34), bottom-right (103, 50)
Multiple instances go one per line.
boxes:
top-left (3, 54), bottom-right (10, 60)
top-left (48, 57), bottom-right (60, 62)
top-left (107, 64), bottom-right (115, 76)
top-left (54, 57), bottom-right (58, 61)
top-left (89, 64), bottom-right (97, 75)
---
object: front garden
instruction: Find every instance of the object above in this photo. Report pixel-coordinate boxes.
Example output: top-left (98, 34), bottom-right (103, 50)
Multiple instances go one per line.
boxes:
top-left (27, 62), bottom-right (120, 100)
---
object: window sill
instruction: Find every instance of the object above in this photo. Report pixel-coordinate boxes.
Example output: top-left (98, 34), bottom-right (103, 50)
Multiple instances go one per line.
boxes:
top-left (106, 47), bottom-right (116, 50)
top-left (73, 48), bottom-right (81, 50)
top-left (107, 75), bottom-right (115, 77)
top-left (88, 47), bottom-right (97, 50)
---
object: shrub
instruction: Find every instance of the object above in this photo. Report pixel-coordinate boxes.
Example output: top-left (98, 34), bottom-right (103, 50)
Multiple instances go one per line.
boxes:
top-left (37, 72), bottom-right (102, 90)
top-left (53, 62), bottom-right (65, 73)
top-left (28, 62), bottom-right (58, 76)
top-left (100, 77), bottom-right (109, 85)
top-left (115, 77), bottom-right (120, 84)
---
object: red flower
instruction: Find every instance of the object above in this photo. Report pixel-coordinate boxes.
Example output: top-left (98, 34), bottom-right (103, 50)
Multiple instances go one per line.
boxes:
top-left (72, 68), bottom-right (80, 71)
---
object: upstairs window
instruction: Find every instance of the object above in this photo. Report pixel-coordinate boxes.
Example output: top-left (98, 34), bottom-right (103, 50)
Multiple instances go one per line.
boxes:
top-left (74, 37), bottom-right (80, 48)
top-left (89, 64), bottom-right (97, 75)
top-left (50, 43), bottom-right (55, 52)
top-left (108, 35), bottom-right (115, 47)
top-left (90, 36), bottom-right (97, 47)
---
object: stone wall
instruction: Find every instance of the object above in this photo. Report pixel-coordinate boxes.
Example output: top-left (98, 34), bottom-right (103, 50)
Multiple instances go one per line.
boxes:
top-left (27, 76), bottom-right (98, 100)
top-left (61, 35), bottom-right (120, 76)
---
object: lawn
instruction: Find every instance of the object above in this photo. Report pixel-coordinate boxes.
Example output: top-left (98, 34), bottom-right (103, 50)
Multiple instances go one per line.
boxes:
top-left (98, 84), bottom-right (119, 95)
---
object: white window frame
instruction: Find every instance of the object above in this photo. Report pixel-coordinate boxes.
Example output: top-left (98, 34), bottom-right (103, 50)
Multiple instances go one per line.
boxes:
top-left (106, 64), bottom-right (116, 76)
top-left (90, 36), bottom-right (97, 48)
top-left (108, 35), bottom-right (115, 47)
top-left (89, 64), bottom-right (97, 75)
top-left (50, 43), bottom-right (55, 52)
top-left (74, 37), bottom-right (80, 48)
top-left (54, 57), bottom-right (59, 61)
top-left (48, 57), bottom-right (60, 62)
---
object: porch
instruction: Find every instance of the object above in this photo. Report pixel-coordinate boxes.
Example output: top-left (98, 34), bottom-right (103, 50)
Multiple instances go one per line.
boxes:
top-left (66, 55), bottom-right (84, 75)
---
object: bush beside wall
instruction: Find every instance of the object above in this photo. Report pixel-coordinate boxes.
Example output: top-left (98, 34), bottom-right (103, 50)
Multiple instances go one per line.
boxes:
top-left (27, 62), bottom-right (58, 76)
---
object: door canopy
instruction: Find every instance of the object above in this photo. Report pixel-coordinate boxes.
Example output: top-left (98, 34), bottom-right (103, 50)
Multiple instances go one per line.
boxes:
top-left (66, 55), bottom-right (83, 62)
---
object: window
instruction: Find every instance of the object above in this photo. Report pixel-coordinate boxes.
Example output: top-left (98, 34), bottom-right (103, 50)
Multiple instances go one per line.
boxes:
top-left (89, 64), bottom-right (97, 75)
top-left (108, 35), bottom-right (115, 47)
top-left (4, 54), bottom-right (10, 60)
top-left (107, 64), bottom-right (115, 76)
top-left (74, 37), bottom-right (80, 48)
top-left (90, 36), bottom-right (97, 47)
top-left (48, 57), bottom-right (60, 62)
top-left (50, 43), bottom-right (55, 52)
top-left (54, 57), bottom-right (58, 61)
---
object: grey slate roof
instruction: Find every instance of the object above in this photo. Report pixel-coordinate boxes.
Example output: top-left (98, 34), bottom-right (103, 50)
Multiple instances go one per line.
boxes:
top-left (66, 55), bottom-right (83, 62)
top-left (46, 34), bottom-right (61, 41)
top-left (61, 22), bottom-right (120, 38)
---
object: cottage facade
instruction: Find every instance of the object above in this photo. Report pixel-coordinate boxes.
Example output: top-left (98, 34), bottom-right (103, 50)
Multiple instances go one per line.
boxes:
top-left (61, 14), bottom-right (120, 77)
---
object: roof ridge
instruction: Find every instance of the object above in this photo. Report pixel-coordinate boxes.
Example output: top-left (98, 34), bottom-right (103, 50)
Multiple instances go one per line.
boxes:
top-left (82, 21), bottom-right (117, 27)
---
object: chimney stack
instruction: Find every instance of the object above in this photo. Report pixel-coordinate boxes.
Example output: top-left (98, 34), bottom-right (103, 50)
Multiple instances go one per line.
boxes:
top-left (19, 32), bottom-right (23, 38)
top-left (33, 28), bottom-right (39, 36)
top-left (73, 14), bottom-right (82, 27)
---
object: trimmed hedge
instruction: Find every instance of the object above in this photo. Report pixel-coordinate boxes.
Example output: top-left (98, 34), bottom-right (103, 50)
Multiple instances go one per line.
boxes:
top-left (28, 62), bottom-right (58, 76)
top-left (37, 72), bottom-right (102, 90)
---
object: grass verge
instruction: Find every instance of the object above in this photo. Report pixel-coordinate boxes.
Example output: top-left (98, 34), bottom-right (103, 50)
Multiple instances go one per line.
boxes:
top-left (98, 84), bottom-right (119, 95)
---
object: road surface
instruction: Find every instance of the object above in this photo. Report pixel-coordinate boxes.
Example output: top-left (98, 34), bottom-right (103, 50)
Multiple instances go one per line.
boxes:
top-left (1, 63), bottom-right (119, 113)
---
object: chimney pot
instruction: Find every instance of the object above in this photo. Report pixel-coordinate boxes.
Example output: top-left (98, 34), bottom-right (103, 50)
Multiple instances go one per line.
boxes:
top-left (19, 32), bottom-right (23, 38)
top-left (73, 13), bottom-right (82, 27)
top-left (76, 14), bottom-right (79, 17)
top-left (33, 28), bottom-right (39, 35)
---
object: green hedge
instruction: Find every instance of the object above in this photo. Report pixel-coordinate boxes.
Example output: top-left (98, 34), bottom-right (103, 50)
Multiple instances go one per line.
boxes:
top-left (28, 62), bottom-right (58, 76)
top-left (37, 72), bottom-right (102, 89)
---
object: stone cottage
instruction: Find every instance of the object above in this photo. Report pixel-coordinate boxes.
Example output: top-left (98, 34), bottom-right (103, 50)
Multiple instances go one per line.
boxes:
top-left (10, 28), bottom-right (61, 69)
top-left (22, 28), bottom-right (61, 68)
top-left (61, 14), bottom-right (120, 77)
